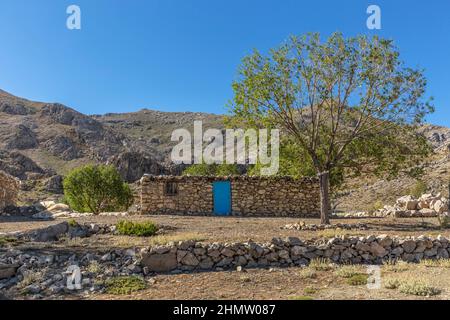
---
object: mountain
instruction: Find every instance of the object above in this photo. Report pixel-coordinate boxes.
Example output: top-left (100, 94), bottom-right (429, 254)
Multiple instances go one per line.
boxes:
top-left (0, 89), bottom-right (224, 183)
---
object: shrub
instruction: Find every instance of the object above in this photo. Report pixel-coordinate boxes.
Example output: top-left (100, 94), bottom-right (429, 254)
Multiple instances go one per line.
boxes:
top-left (104, 276), bottom-right (147, 295)
top-left (335, 265), bottom-right (363, 278)
top-left (116, 220), bottom-right (158, 237)
top-left (346, 274), bottom-right (368, 286)
top-left (298, 268), bottom-right (317, 279)
top-left (384, 278), bottom-right (401, 289)
top-left (309, 258), bottom-right (334, 271)
top-left (63, 165), bottom-right (133, 214)
top-left (409, 180), bottom-right (427, 198)
top-left (398, 280), bottom-right (441, 296)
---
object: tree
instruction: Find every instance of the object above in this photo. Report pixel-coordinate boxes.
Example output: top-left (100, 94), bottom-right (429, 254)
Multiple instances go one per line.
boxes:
top-left (63, 165), bottom-right (133, 214)
top-left (229, 33), bottom-right (433, 224)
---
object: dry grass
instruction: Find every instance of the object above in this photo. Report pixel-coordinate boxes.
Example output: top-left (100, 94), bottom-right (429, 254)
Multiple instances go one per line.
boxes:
top-left (334, 265), bottom-right (365, 278)
top-left (309, 258), bottom-right (334, 271)
top-left (419, 259), bottom-right (450, 268)
top-left (146, 232), bottom-right (206, 246)
top-left (298, 268), bottom-right (317, 279)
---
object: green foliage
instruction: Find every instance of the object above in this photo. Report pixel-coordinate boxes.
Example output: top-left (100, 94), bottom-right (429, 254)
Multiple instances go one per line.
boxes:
top-left (182, 163), bottom-right (239, 176)
top-left (409, 180), bottom-right (428, 198)
top-left (63, 165), bottom-right (133, 214)
top-left (346, 274), bottom-right (369, 286)
top-left (104, 276), bottom-right (147, 295)
top-left (116, 220), bottom-right (158, 237)
top-left (0, 236), bottom-right (17, 248)
top-left (67, 219), bottom-right (78, 228)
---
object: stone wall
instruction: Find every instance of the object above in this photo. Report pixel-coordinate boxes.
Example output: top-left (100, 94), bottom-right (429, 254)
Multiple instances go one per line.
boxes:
top-left (0, 170), bottom-right (19, 210)
top-left (140, 175), bottom-right (320, 217)
top-left (141, 235), bottom-right (450, 273)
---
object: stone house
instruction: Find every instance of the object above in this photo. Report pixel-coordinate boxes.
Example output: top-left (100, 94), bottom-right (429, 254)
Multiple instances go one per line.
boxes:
top-left (140, 175), bottom-right (320, 217)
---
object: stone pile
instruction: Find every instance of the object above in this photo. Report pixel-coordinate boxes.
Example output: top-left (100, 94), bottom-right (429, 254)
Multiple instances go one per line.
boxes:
top-left (377, 193), bottom-right (449, 218)
top-left (282, 222), bottom-right (369, 231)
top-left (0, 222), bottom-right (116, 242)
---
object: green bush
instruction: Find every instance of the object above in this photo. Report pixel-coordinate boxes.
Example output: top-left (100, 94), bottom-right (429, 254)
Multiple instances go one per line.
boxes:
top-left (63, 165), bottom-right (133, 214)
top-left (346, 274), bottom-right (369, 286)
top-left (116, 220), bottom-right (158, 237)
top-left (105, 276), bottom-right (147, 295)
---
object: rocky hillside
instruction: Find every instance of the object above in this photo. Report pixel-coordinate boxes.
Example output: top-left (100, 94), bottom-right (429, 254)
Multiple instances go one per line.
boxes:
top-left (0, 89), bottom-right (224, 193)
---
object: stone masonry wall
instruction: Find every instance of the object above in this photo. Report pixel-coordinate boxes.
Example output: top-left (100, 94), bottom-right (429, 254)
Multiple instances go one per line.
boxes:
top-left (141, 235), bottom-right (450, 273)
top-left (140, 175), bottom-right (320, 217)
top-left (0, 170), bottom-right (19, 210)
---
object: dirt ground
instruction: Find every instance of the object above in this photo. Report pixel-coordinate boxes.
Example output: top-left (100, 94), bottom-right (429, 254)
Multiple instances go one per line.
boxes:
top-left (2, 215), bottom-right (450, 246)
top-left (92, 263), bottom-right (450, 300)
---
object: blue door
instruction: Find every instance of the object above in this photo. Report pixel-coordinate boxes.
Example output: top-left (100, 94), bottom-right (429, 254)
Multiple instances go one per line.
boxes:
top-left (213, 181), bottom-right (231, 216)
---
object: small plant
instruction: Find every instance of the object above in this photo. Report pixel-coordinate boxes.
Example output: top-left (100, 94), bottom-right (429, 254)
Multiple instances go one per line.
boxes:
top-left (116, 220), bottom-right (158, 237)
top-left (288, 295), bottom-right (314, 300)
top-left (303, 287), bottom-right (318, 295)
top-left (104, 276), bottom-right (147, 295)
top-left (384, 278), bottom-right (401, 290)
top-left (369, 200), bottom-right (384, 213)
top-left (298, 268), bottom-right (317, 279)
top-left (67, 219), bottom-right (78, 228)
top-left (398, 280), bottom-right (441, 296)
top-left (346, 274), bottom-right (368, 286)
top-left (383, 259), bottom-right (409, 273)
top-left (309, 258), bottom-right (334, 271)
top-left (87, 260), bottom-right (101, 274)
top-left (0, 236), bottom-right (17, 247)
top-left (335, 265), bottom-right (363, 278)
top-left (409, 180), bottom-right (427, 198)
top-left (19, 268), bottom-right (48, 288)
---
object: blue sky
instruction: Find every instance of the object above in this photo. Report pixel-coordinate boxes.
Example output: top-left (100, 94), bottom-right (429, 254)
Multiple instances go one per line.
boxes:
top-left (0, 0), bottom-right (449, 126)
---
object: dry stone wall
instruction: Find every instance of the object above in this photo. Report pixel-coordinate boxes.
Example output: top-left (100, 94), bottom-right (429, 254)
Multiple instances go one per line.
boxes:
top-left (0, 170), bottom-right (19, 210)
top-left (140, 175), bottom-right (320, 217)
top-left (141, 235), bottom-right (450, 273)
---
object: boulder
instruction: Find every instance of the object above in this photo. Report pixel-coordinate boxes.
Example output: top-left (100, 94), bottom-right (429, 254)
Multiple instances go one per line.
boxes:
top-left (28, 222), bottom-right (69, 241)
top-left (0, 264), bottom-right (19, 280)
top-left (141, 252), bottom-right (177, 272)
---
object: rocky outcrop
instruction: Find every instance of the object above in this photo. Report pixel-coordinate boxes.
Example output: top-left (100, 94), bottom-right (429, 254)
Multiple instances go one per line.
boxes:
top-left (43, 136), bottom-right (81, 161)
top-left (0, 171), bottom-right (19, 210)
top-left (43, 175), bottom-right (64, 194)
top-left (108, 152), bottom-right (164, 182)
top-left (0, 151), bottom-right (45, 180)
top-left (6, 125), bottom-right (38, 150)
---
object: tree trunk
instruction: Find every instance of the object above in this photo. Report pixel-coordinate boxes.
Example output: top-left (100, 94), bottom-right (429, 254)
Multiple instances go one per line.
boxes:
top-left (318, 171), bottom-right (330, 225)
